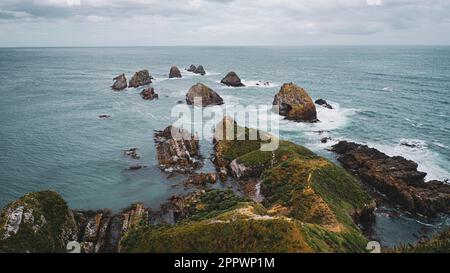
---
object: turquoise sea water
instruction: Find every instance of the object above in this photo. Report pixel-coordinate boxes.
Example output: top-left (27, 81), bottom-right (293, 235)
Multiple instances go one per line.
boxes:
top-left (0, 46), bottom-right (449, 246)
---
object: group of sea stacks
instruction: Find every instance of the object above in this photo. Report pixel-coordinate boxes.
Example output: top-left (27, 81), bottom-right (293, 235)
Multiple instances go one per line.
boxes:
top-left (112, 66), bottom-right (332, 123)
top-left (1, 65), bottom-right (449, 253)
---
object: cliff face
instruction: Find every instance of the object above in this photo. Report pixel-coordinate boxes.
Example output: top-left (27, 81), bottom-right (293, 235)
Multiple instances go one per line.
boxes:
top-left (14, 118), bottom-right (450, 253)
top-left (0, 191), bottom-right (77, 253)
top-left (1, 119), bottom-right (377, 253)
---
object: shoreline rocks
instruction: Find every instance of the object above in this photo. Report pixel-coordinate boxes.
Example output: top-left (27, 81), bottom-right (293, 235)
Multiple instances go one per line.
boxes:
top-left (154, 125), bottom-right (202, 173)
top-left (169, 66), bottom-right (182, 78)
top-left (112, 74), bottom-right (127, 91)
top-left (140, 87), bottom-right (158, 100)
top-left (186, 83), bottom-right (224, 107)
top-left (315, 98), bottom-right (333, 109)
top-left (221, 71), bottom-right (245, 87)
top-left (331, 141), bottom-right (450, 217)
top-left (273, 83), bottom-right (318, 122)
top-left (128, 70), bottom-right (153, 88)
top-left (183, 173), bottom-right (218, 187)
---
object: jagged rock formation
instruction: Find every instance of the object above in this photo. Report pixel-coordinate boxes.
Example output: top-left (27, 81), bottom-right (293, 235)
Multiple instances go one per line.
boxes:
top-left (0, 191), bottom-right (76, 253)
top-left (193, 65), bottom-right (206, 75)
top-left (183, 173), bottom-right (218, 187)
top-left (221, 71), bottom-right (245, 87)
top-left (169, 66), bottom-right (182, 78)
top-left (0, 191), bottom-right (151, 253)
top-left (185, 83), bottom-right (224, 107)
top-left (128, 70), bottom-right (153, 88)
top-left (154, 125), bottom-right (202, 173)
top-left (186, 65), bottom-right (197, 72)
top-left (273, 83), bottom-right (318, 122)
top-left (112, 74), bottom-right (127, 91)
top-left (331, 141), bottom-right (450, 217)
top-left (140, 87), bottom-right (158, 100)
top-left (315, 98), bottom-right (333, 109)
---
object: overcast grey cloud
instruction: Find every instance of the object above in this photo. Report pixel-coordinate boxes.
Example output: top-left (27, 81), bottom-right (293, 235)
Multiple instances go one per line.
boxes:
top-left (0, 0), bottom-right (449, 46)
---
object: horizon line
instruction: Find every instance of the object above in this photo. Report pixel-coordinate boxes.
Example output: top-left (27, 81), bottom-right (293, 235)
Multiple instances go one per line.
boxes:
top-left (1, 44), bottom-right (450, 48)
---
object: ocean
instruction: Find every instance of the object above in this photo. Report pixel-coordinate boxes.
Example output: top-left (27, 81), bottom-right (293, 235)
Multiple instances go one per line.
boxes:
top-left (0, 46), bottom-right (449, 246)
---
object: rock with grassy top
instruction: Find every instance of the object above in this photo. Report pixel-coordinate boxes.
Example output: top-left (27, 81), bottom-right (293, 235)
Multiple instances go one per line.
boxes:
top-left (0, 191), bottom-right (77, 253)
top-left (273, 83), bottom-right (318, 122)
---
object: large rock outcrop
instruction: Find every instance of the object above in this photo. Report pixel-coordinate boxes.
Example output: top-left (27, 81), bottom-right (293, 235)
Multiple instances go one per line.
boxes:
top-left (154, 125), bottom-right (202, 173)
top-left (273, 83), bottom-right (317, 122)
top-left (221, 71), bottom-right (245, 87)
top-left (72, 203), bottom-right (148, 253)
top-left (128, 70), bottom-right (153, 88)
top-left (0, 191), bottom-right (77, 253)
top-left (186, 83), bottom-right (224, 107)
top-left (331, 141), bottom-right (450, 217)
top-left (121, 119), bottom-right (375, 253)
top-left (0, 190), bottom-right (150, 253)
top-left (169, 66), bottom-right (182, 78)
top-left (112, 74), bottom-right (127, 91)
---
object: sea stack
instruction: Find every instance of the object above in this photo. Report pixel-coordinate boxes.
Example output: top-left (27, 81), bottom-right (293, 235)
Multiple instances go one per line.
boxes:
top-left (186, 83), bottom-right (224, 107)
top-left (140, 87), bottom-right (159, 100)
top-left (112, 74), bottom-right (127, 91)
top-left (221, 71), bottom-right (245, 87)
top-left (315, 98), bottom-right (333, 109)
top-left (272, 83), bottom-right (318, 122)
top-left (128, 69), bottom-right (153, 88)
top-left (193, 65), bottom-right (206, 75)
top-left (186, 65), bottom-right (196, 72)
top-left (169, 66), bottom-right (182, 78)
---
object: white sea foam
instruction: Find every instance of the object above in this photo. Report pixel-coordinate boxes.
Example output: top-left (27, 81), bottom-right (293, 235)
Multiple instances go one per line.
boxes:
top-left (241, 80), bottom-right (280, 88)
top-left (367, 140), bottom-right (449, 182)
top-left (404, 117), bottom-right (423, 128)
top-left (183, 70), bottom-right (220, 77)
top-left (278, 102), bottom-right (358, 134)
top-left (382, 86), bottom-right (393, 92)
top-left (433, 142), bottom-right (448, 149)
top-left (217, 80), bottom-right (280, 89)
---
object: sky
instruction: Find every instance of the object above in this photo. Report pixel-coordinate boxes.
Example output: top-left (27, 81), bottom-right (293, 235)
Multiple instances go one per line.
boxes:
top-left (0, 0), bottom-right (450, 46)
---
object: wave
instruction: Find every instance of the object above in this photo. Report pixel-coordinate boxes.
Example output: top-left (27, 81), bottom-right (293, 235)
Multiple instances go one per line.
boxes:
top-left (278, 102), bottom-right (358, 135)
top-left (241, 80), bottom-right (280, 88)
top-left (433, 142), bottom-right (448, 149)
top-left (217, 80), bottom-right (280, 90)
top-left (367, 140), bottom-right (449, 182)
top-left (183, 70), bottom-right (220, 77)
top-left (404, 118), bottom-right (423, 128)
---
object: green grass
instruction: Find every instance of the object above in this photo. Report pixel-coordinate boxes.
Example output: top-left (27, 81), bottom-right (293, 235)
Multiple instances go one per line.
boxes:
top-left (0, 190), bottom-right (76, 253)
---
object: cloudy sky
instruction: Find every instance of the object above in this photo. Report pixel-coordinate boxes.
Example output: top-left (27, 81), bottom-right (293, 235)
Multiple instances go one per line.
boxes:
top-left (1, 0), bottom-right (450, 46)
